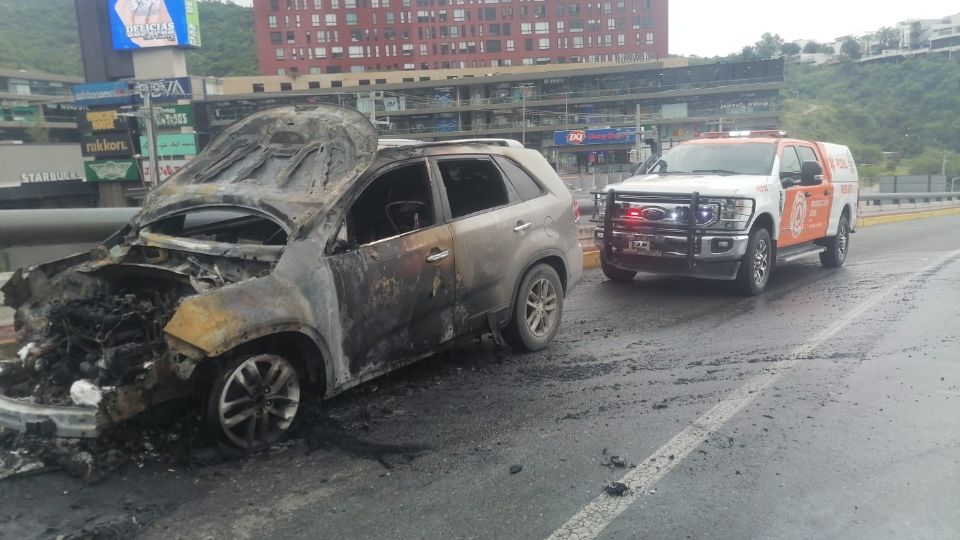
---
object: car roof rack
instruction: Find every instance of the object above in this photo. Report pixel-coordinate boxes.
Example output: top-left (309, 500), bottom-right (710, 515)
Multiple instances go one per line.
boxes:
top-left (699, 130), bottom-right (787, 139)
top-left (378, 138), bottom-right (525, 149)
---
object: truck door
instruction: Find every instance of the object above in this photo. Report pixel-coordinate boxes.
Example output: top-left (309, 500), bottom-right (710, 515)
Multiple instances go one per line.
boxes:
top-left (797, 145), bottom-right (832, 239)
top-left (778, 145), bottom-right (830, 246)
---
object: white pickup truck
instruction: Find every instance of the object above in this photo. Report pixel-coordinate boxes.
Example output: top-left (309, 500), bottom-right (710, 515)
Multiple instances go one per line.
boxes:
top-left (593, 130), bottom-right (859, 295)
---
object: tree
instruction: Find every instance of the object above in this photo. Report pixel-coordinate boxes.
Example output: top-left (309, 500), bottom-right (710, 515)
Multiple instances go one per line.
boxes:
top-left (740, 45), bottom-right (757, 61)
top-left (840, 37), bottom-right (862, 59)
top-left (754, 32), bottom-right (785, 58)
top-left (26, 116), bottom-right (49, 143)
top-left (781, 42), bottom-right (801, 56)
top-left (802, 41), bottom-right (820, 54)
top-left (875, 27), bottom-right (900, 51)
top-left (821, 45), bottom-right (836, 54)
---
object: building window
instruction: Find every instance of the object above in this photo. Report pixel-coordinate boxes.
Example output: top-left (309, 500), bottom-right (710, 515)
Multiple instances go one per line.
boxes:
top-left (386, 12), bottom-right (395, 24)
top-left (311, 14), bottom-right (320, 26)
top-left (309, 67), bottom-right (322, 74)
top-left (570, 19), bottom-right (583, 32)
top-left (539, 38), bottom-right (549, 49)
top-left (524, 38), bottom-right (533, 50)
top-left (268, 15), bottom-right (278, 28)
top-left (617, 33), bottom-right (625, 46)
top-left (277, 68), bottom-right (286, 76)
top-left (573, 36), bottom-right (583, 48)
top-left (349, 45), bottom-right (364, 58)
top-left (556, 21), bottom-right (564, 33)
top-left (534, 21), bottom-right (549, 34)
top-left (280, 82), bottom-right (293, 91)
top-left (275, 47), bottom-right (285, 59)
top-left (359, 79), bottom-right (370, 85)
top-left (309, 81), bottom-right (321, 89)
top-left (287, 31), bottom-right (296, 43)
top-left (521, 23), bottom-right (532, 35)
top-left (646, 31), bottom-right (654, 45)
top-left (331, 80), bottom-right (343, 87)
top-left (270, 32), bottom-right (282, 44)
top-left (346, 13), bottom-right (358, 25)
top-left (270, 0), bottom-right (279, 10)
top-left (486, 39), bottom-right (501, 52)
top-left (315, 46), bottom-right (327, 57)
top-left (345, 0), bottom-right (356, 7)
top-left (325, 14), bottom-right (337, 26)
top-left (453, 9), bottom-right (466, 22)
top-left (506, 39), bottom-right (515, 51)
top-left (332, 46), bottom-right (344, 58)
top-left (253, 83), bottom-right (265, 92)
top-left (642, 16), bottom-right (654, 28)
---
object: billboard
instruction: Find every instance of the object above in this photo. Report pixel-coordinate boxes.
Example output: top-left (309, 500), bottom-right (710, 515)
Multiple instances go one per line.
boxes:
top-left (78, 109), bottom-right (127, 132)
top-left (81, 133), bottom-right (134, 157)
top-left (138, 133), bottom-right (198, 157)
top-left (84, 159), bottom-right (140, 182)
top-left (133, 77), bottom-right (197, 103)
top-left (137, 104), bottom-right (194, 129)
top-left (140, 158), bottom-right (189, 184)
top-left (73, 82), bottom-right (134, 107)
top-left (553, 128), bottom-right (638, 146)
top-left (108, 0), bottom-right (201, 50)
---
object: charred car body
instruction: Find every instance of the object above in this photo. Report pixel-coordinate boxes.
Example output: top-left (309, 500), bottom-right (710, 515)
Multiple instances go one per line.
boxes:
top-left (0, 106), bottom-right (582, 449)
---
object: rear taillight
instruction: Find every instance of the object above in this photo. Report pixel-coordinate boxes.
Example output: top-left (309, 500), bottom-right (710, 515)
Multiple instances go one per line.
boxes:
top-left (572, 198), bottom-right (581, 223)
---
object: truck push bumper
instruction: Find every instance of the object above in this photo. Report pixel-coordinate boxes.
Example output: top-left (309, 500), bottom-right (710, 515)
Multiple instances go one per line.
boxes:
top-left (602, 251), bottom-right (742, 280)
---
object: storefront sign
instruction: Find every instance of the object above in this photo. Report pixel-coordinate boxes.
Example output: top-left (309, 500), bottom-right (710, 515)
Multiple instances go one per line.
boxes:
top-left (78, 109), bottom-right (126, 132)
top-left (140, 158), bottom-right (189, 184)
top-left (73, 82), bottom-right (134, 107)
top-left (554, 128), bottom-right (637, 146)
top-left (138, 133), bottom-right (197, 157)
top-left (137, 104), bottom-right (194, 129)
top-left (109, 0), bottom-right (201, 50)
top-left (81, 133), bottom-right (134, 157)
top-left (19, 171), bottom-right (85, 184)
top-left (84, 159), bottom-right (140, 182)
top-left (133, 77), bottom-right (196, 103)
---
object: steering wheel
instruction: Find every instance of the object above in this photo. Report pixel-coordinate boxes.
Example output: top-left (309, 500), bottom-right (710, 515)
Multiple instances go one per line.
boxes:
top-left (385, 200), bottom-right (428, 235)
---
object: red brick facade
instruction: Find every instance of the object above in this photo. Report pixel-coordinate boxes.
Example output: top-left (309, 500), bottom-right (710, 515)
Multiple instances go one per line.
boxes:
top-left (254, 0), bottom-right (668, 76)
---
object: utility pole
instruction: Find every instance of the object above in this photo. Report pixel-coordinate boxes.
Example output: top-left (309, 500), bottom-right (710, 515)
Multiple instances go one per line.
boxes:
top-left (564, 91), bottom-right (569, 127)
top-left (634, 104), bottom-right (642, 164)
top-left (942, 152), bottom-right (948, 177)
top-left (521, 89), bottom-right (526, 146)
top-left (369, 90), bottom-right (377, 125)
top-left (143, 90), bottom-right (159, 189)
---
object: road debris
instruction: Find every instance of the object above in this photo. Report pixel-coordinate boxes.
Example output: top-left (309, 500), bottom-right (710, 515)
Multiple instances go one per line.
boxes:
top-left (509, 464), bottom-right (523, 474)
top-left (604, 481), bottom-right (630, 496)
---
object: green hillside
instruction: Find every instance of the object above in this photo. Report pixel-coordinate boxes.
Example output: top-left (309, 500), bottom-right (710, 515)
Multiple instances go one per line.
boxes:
top-left (781, 56), bottom-right (960, 177)
top-left (0, 0), bottom-right (258, 77)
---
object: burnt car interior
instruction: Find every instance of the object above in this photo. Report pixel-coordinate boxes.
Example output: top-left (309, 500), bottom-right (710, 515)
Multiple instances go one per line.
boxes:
top-left (343, 162), bottom-right (435, 247)
top-left (437, 159), bottom-right (509, 218)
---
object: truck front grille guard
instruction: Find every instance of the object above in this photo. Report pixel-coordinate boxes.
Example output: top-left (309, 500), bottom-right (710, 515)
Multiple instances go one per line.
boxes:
top-left (596, 190), bottom-right (702, 270)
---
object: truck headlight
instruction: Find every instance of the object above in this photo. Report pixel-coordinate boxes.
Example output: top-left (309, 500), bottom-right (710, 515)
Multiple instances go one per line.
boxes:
top-left (701, 198), bottom-right (754, 230)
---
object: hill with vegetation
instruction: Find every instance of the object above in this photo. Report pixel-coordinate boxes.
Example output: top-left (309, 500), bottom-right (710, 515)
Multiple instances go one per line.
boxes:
top-left (782, 57), bottom-right (960, 178)
top-left (0, 0), bottom-right (257, 77)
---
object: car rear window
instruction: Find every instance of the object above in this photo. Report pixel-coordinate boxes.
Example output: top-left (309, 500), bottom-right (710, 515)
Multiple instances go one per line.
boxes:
top-left (495, 156), bottom-right (545, 201)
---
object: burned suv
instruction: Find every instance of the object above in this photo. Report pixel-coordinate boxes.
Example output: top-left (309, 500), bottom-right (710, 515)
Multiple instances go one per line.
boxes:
top-left (0, 106), bottom-right (582, 450)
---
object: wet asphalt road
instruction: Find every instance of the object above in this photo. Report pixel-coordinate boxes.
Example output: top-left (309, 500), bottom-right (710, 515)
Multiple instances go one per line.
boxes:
top-left (2, 215), bottom-right (959, 540)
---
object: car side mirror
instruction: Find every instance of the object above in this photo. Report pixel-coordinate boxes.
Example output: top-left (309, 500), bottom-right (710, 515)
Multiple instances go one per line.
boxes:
top-left (800, 161), bottom-right (823, 186)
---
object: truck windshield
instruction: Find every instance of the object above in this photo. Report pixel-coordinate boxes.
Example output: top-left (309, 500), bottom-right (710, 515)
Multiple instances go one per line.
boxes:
top-left (649, 142), bottom-right (776, 176)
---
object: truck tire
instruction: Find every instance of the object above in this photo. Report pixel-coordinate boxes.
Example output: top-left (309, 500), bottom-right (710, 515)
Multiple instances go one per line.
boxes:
top-left (820, 215), bottom-right (850, 268)
top-left (601, 256), bottom-right (637, 283)
top-left (503, 263), bottom-right (564, 352)
top-left (736, 227), bottom-right (772, 296)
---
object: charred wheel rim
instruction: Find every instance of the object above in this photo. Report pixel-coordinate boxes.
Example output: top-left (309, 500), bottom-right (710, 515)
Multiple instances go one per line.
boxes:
top-left (526, 277), bottom-right (559, 337)
top-left (838, 222), bottom-right (849, 260)
top-left (753, 238), bottom-right (770, 286)
top-left (218, 354), bottom-right (301, 450)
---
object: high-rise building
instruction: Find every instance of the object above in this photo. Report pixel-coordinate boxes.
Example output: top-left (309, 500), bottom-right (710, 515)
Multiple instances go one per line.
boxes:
top-left (253, 0), bottom-right (668, 76)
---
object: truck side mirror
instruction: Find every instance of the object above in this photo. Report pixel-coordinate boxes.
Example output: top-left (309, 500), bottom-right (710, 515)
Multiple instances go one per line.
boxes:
top-left (800, 161), bottom-right (823, 186)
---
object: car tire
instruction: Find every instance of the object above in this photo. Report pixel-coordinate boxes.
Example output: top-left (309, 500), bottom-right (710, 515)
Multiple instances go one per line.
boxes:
top-left (205, 353), bottom-right (302, 451)
top-left (601, 256), bottom-right (637, 283)
top-left (736, 227), bottom-right (772, 296)
top-left (819, 215), bottom-right (850, 268)
top-left (503, 264), bottom-right (564, 352)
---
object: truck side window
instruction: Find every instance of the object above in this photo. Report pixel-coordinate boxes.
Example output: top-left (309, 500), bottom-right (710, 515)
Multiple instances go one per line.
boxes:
top-left (438, 158), bottom-right (510, 218)
top-left (797, 146), bottom-right (818, 165)
top-left (779, 146), bottom-right (802, 182)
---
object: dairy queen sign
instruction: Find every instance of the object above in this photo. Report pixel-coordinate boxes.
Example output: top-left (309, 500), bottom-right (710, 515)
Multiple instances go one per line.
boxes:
top-left (554, 127), bottom-right (637, 146)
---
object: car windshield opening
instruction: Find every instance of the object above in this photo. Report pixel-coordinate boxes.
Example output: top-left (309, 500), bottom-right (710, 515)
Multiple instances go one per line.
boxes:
top-left (652, 142), bottom-right (777, 176)
top-left (146, 208), bottom-right (288, 246)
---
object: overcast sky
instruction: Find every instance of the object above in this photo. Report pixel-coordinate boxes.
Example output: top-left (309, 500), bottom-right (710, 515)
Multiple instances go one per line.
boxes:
top-left (224, 0), bottom-right (957, 57)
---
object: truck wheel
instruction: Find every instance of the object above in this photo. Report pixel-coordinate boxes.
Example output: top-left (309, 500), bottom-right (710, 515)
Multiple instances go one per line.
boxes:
top-left (820, 215), bottom-right (850, 268)
top-left (206, 353), bottom-right (302, 451)
top-left (736, 227), bottom-right (772, 296)
top-left (503, 264), bottom-right (564, 352)
top-left (601, 256), bottom-right (637, 283)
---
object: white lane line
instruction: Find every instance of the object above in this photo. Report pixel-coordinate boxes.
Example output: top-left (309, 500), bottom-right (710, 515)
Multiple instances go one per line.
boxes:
top-left (547, 248), bottom-right (960, 540)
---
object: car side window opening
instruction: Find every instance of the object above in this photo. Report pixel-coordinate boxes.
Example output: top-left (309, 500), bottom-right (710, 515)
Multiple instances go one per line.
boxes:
top-left (797, 146), bottom-right (818, 165)
top-left (494, 156), bottom-right (546, 201)
top-left (438, 158), bottom-right (510, 218)
top-left (779, 146), bottom-right (802, 182)
top-left (344, 162), bottom-right (435, 247)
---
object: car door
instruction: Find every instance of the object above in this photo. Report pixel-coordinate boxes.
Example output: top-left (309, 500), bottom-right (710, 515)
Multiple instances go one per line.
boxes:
top-left (778, 144), bottom-right (826, 247)
top-left (796, 144), bottom-right (832, 239)
top-left (431, 155), bottom-right (529, 334)
top-left (326, 159), bottom-right (458, 377)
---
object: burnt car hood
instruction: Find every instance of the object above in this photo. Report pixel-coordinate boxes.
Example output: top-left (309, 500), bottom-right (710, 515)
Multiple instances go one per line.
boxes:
top-left (134, 105), bottom-right (378, 233)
